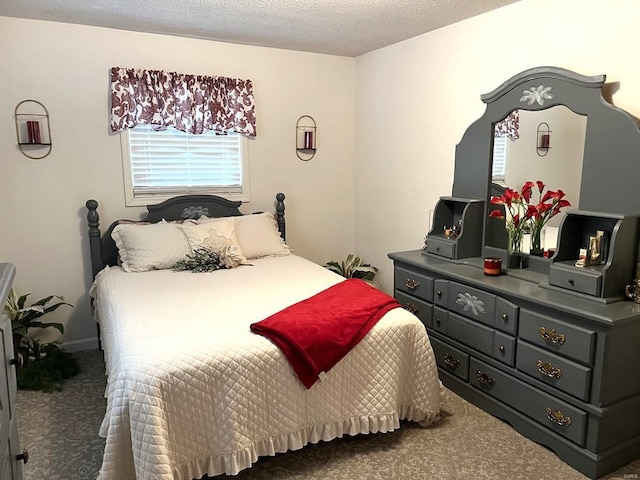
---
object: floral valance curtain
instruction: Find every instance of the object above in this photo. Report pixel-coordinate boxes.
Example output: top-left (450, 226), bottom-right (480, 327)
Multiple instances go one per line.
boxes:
top-left (110, 67), bottom-right (256, 136)
top-left (494, 109), bottom-right (519, 140)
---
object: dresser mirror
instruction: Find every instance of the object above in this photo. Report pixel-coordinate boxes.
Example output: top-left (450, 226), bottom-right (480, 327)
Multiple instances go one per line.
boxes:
top-left (450, 66), bottom-right (640, 270)
top-left (490, 106), bottom-right (587, 251)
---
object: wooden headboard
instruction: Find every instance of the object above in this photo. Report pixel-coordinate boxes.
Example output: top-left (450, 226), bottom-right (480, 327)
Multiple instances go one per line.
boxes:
top-left (86, 193), bottom-right (286, 278)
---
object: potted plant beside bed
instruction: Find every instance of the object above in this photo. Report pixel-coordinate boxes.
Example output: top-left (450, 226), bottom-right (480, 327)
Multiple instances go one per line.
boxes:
top-left (324, 254), bottom-right (379, 287)
top-left (4, 288), bottom-right (80, 392)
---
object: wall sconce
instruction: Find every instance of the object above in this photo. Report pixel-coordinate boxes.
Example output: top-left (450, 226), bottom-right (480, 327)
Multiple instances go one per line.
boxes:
top-left (296, 115), bottom-right (317, 161)
top-left (536, 122), bottom-right (551, 157)
top-left (14, 99), bottom-right (53, 159)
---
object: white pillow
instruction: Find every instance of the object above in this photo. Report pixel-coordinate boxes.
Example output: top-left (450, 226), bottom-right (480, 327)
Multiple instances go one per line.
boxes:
top-left (233, 212), bottom-right (290, 259)
top-left (179, 217), bottom-right (247, 263)
top-left (112, 222), bottom-right (191, 272)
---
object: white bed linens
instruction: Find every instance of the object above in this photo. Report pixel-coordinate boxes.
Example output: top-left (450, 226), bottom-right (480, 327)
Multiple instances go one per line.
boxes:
top-left (91, 254), bottom-right (444, 480)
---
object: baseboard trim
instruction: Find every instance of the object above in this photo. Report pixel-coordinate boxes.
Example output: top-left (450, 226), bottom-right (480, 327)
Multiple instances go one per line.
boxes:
top-left (61, 337), bottom-right (100, 352)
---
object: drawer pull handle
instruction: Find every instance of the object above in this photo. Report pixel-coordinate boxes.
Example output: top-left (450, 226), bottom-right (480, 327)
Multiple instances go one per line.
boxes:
top-left (501, 313), bottom-right (508, 321)
top-left (405, 278), bottom-right (420, 290)
top-left (537, 360), bottom-right (562, 379)
top-left (404, 303), bottom-right (418, 314)
top-left (436, 290), bottom-right (442, 297)
top-left (499, 346), bottom-right (505, 353)
top-left (568, 278), bottom-right (575, 285)
top-left (443, 353), bottom-right (460, 369)
top-left (539, 326), bottom-right (566, 345)
top-left (546, 407), bottom-right (572, 427)
top-left (10, 354), bottom-right (24, 369)
top-left (16, 448), bottom-right (29, 464)
top-left (476, 370), bottom-right (495, 387)
top-left (435, 318), bottom-right (441, 325)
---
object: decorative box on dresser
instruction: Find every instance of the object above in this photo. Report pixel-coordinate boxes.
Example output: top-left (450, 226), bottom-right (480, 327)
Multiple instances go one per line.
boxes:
top-left (389, 67), bottom-right (640, 479)
top-left (0, 263), bottom-right (24, 480)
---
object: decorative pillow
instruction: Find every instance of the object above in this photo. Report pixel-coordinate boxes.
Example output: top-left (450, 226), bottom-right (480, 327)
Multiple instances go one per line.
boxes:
top-left (111, 222), bottom-right (191, 272)
top-left (233, 212), bottom-right (290, 259)
top-left (178, 217), bottom-right (247, 263)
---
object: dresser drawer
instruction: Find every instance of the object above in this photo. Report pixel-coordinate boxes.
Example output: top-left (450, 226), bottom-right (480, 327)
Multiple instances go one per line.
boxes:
top-left (447, 281), bottom-right (495, 326)
top-left (470, 358), bottom-right (587, 446)
top-left (395, 291), bottom-right (433, 329)
top-left (425, 237), bottom-right (456, 259)
top-left (495, 297), bottom-right (519, 335)
top-left (394, 266), bottom-right (434, 303)
top-left (549, 263), bottom-right (602, 297)
top-left (448, 312), bottom-right (516, 366)
top-left (518, 310), bottom-right (596, 365)
top-left (430, 336), bottom-right (469, 381)
top-left (433, 279), bottom-right (449, 307)
top-left (431, 307), bottom-right (449, 334)
top-left (516, 340), bottom-right (592, 401)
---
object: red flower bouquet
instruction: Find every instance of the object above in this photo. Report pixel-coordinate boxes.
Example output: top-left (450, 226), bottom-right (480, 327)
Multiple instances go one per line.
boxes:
top-left (489, 180), bottom-right (570, 257)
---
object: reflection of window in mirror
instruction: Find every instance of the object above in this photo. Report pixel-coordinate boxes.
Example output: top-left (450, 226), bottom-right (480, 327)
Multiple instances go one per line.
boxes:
top-left (491, 136), bottom-right (509, 183)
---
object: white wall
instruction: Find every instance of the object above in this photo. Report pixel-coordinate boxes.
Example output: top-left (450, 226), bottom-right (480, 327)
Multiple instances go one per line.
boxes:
top-left (5, 0), bottom-right (640, 349)
top-left (354, 0), bottom-right (640, 293)
top-left (0, 18), bottom-right (355, 350)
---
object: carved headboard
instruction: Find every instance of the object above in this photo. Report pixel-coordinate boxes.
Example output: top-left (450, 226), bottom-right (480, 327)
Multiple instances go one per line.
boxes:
top-left (86, 193), bottom-right (285, 278)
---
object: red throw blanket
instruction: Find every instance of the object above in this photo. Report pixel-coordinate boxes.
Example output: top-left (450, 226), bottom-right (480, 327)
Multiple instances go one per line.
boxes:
top-left (250, 278), bottom-right (401, 389)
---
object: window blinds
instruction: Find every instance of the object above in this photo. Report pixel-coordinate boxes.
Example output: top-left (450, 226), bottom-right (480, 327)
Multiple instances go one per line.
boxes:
top-left (128, 125), bottom-right (243, 196)
top-left (491, 136), bottom-right (508, 181)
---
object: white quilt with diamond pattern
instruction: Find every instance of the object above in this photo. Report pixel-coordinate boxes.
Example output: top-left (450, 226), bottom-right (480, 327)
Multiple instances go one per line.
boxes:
top-left (91, 254), bottom-right (444, 480)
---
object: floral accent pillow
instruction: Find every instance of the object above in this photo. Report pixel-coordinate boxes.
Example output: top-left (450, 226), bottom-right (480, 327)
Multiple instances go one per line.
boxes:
top-left (178, 217), bottom-right (247, 265)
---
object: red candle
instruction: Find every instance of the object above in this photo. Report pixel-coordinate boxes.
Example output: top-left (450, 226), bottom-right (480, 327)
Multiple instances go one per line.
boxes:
top-left (304, 131), bottom-right (314, 149)
top-left (540, 134), bottom-right (550, 148)
top-left (483, 257), bottom-right (502, 276)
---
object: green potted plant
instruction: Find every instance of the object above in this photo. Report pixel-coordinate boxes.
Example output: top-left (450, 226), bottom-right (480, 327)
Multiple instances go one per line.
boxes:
top-left (4, 287), bottom-right (80, 392)
top-left (324, 254), bottom-right (379, 287)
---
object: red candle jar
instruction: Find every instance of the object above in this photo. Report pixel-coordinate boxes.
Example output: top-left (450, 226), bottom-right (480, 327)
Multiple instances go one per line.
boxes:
top-left (484, 257), bottom-right (502, 276)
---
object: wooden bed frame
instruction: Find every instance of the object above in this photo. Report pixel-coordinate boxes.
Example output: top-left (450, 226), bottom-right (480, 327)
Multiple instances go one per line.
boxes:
top-left (86, 193), bottom-right (286, 278)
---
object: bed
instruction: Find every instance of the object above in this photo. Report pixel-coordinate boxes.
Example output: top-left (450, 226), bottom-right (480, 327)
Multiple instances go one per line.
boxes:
top-left (85, 193), bottom-right (444, 480)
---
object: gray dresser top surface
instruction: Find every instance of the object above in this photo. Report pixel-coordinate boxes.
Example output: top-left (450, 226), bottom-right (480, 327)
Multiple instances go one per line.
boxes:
top-left (389, 250), bottom-right (640, 327)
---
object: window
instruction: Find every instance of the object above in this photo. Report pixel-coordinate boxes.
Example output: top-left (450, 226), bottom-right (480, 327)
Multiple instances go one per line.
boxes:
top-left (121, 125), bottom-right (250, 206)
top-left (491, 135), bottom-right (509, 182)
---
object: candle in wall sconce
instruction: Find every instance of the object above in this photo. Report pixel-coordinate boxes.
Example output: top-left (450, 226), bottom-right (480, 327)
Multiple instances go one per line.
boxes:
top-left (304, 130), bottom-right (314, 149)
top-left (536, 122), bottom-right (551, 156)
top-left (27, 119), bottom-right (41, 144)
top-left (540, 133), bottom-right (550, 148)
top-left (296, 115), bottom-right (317, 161)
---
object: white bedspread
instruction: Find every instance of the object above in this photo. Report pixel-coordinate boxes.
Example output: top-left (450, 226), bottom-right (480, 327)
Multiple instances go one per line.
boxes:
top-left (91, 255), bottom-right (444, 480)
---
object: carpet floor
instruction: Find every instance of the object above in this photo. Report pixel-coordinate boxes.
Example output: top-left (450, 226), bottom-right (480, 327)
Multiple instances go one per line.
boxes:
top-left (16, 350), bottom-right (640, 480)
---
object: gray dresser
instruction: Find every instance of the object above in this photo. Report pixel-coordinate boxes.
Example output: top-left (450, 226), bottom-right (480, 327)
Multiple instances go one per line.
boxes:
top-left (0, 263), bottom-right (24, 480)
top-left (389, 250), bottom-right (640, 479)
top-left (390, 67), bottom-right (640, 478)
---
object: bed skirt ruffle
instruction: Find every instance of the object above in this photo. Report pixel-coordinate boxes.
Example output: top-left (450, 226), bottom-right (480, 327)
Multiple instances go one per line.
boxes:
top-left (177, 407), bottom-right (441, 479)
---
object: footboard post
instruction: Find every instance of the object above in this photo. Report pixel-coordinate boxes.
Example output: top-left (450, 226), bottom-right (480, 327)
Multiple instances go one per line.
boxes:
top-left (86, 199), bottom-right (104, 279)
top-left (275, 192), bottom-right (286, 241)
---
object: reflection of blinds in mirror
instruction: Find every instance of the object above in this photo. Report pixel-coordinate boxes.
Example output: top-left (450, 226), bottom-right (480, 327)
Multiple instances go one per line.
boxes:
top-left (492, 136), bottom-right (508, 181)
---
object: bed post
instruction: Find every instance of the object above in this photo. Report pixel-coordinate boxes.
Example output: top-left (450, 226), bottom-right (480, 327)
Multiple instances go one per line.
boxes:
top-left (275, 192), bottom-right (286, 241)
top-left (86, 199), bottom-right (104, 279)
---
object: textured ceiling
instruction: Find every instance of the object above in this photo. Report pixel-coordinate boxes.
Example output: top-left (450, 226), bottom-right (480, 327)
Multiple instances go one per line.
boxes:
top-left (0, 0), bottom-right (519, 57)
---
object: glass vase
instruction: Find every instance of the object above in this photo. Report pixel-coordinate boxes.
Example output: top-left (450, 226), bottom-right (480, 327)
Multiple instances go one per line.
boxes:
top-left (507, 228), bottom-right (524, 269)
top-left (530, 224), bottom-right (545, 257)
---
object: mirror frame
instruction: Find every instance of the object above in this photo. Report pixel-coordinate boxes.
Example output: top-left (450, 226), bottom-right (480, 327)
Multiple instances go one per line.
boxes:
top-left (450, 66), bottom-right (640, 260)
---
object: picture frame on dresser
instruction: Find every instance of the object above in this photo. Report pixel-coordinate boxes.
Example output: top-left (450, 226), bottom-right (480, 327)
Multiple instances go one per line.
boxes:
top-left (391, 66), bottom-right (640, 479)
